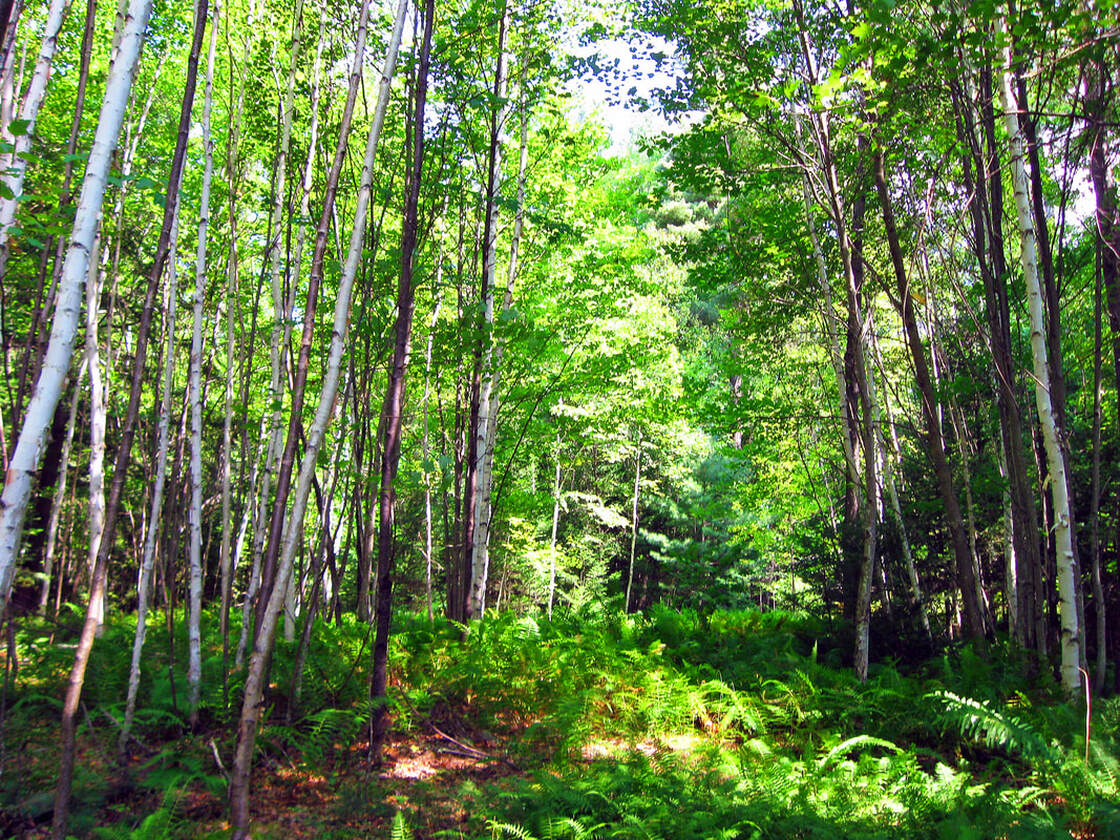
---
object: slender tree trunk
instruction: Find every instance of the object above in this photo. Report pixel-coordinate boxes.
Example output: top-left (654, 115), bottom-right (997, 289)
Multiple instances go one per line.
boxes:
top-left (83, 234), bottom-right (108, 632)
top-left (370, 0), bottom-right (434, 763)
top-left (252, 0), bottom-right (306, 640)
top-left (790, 14), bottom-right (880, 675)
top-left (186, 0), bottom-right (217, 727)
top-left (625, 438), bottom-right (642, 613)
top-left (998, 14), bottom-right (1080, 695)
top-left (469, 85), bottom-right (529, 618)
top-left (1085, 54), bottom-right (1116, 689)
top-left (1090, 243), bottom-right (1106, 691)
top-left (952, 70), bottom-right (1042, 649)
top-left (422, 279), bottom-right (443, 621)
top-left (0, 0), bottom-right (151, 619)
top-left (228, 2), bottom-right (407, 829)
top-left (464, 1), bottom-right (510, 621)
top-left (256, 0), bottom-right (372, 635)
top-left (119, 211), bottom-right (180, 758)
top-left (218, 0), bottom-right (247, 704)
top-left (873, 146), bottom-right (986, 642)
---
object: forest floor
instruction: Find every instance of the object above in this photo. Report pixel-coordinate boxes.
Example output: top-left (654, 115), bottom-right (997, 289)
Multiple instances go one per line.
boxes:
top-left (3, 608), bottom-right (1118, 839)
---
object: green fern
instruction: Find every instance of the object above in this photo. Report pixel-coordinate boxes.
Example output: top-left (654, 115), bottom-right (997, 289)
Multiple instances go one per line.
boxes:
top-left (816, 734), bottom-right (903, 769)
top-left (490, 819), bottom-right (538, 840)
top-left (390, 809), bottom-right (413, 840)
top-left (932, 690), bottom-right (1057, 767)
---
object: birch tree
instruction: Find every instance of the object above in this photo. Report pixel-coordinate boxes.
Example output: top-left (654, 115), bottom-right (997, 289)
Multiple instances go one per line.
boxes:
top-left (998, 11), bottom-right (1080, 696)
top-left (187, 0), bottom-right (218, 726)
top-left (0, 0), bottom-right (70, 270)
top-left (0, 0), bottom-right (152, 620)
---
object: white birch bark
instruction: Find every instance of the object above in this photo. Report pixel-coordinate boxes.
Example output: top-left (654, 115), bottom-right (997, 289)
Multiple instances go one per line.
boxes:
top-left (467, 8), bottom-right (512, 618)
top-left (282, 26), bottom-right (323, 644)
top-left (470, 84), bottom-right (527, 617)
top-left (251, 0), bottom-right (305, 645)
top-left (0, 0), bottom-right (153, 615)
top-left (119, 210), bottom-right (179, 755)
top-left (998, 13), bottom-right (1080, 696)
top-left (274, 0), bottom-right (404, 590)
top-left (83, 234), bottom-right (107, 632)
top-left (0, 0), bottom-right (70, 261)
top-left (186, 0), bottom-right (217, 725)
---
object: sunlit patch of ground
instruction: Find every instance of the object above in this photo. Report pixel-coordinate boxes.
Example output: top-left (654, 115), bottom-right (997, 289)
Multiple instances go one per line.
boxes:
top-left (580, 731), bottom-right (703, 761)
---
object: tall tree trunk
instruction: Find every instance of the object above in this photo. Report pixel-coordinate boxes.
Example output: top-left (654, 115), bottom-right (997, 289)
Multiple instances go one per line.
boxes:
top-left (873, 146), bottom-right (985, 642)
top-left (791, 7), bottom-right (879, 677)
top-left (187, 0), bottom-right (218, 727)
top-left (998, 13), bottom-right (1080, 696)
top-left (952, 69), bottom-right (1042, 650)
top-left (470, 80), bottom-right (528, 618)
top-left (119, 211), bottom-right (180, 759)
top-left (0, 0), bottom-right (151, 618)
top-left (83, 234), bottom-right (108, 632)
top-left (422, 276), bottom-right (443, 621)
top-left (463, 1), bottom-right (510, 621)
top-left (1090, 242), bottom-right (1107, 692)
top-left (1085, 53), bottom-right (1116, 690)
top-left (228, 1), bottom-right (407, 829)
top-left (255, 0), bottom-right (371, 635)
top-left (1014, 65), bottom-right (1086, 665)
top-left (370, 0), bottom-right (434, 763)
top-left (252, 0), bottom-right (306, 640)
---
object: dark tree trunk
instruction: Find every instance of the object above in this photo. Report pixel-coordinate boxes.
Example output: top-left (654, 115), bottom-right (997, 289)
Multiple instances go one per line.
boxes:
top-left (51, 0), bottom-right (207, 834)
top-left (873, 147), bottom-right (986, 642)
top-left (370, 0), bottom-right (434, 762)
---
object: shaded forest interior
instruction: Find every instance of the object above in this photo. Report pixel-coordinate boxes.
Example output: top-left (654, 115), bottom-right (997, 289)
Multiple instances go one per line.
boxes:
top-left (0, 0), bottom-right (1119, 835)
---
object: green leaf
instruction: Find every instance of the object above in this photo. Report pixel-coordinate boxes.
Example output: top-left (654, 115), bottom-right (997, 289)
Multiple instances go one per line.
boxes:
top-left (8, 118), bottom-right (30, 136)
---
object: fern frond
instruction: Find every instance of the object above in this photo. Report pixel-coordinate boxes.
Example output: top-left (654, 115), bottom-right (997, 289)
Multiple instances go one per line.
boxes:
top-left (932, 691), bottom-right (1057, 767)
top-left (391, 810), bottom-right (413, 840)
top-left (817, 735), bottom-right (902, 769)
top-left (490, 819), bottom-right (538, 840)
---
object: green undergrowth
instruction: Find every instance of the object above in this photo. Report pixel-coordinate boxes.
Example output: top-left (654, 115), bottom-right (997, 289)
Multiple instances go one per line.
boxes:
top-left (3, 605), bottom-right (1119, 838)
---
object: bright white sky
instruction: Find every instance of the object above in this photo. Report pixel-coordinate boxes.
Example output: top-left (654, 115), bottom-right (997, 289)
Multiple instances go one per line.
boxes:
top-left (566, 36), bottom-right (698, 156)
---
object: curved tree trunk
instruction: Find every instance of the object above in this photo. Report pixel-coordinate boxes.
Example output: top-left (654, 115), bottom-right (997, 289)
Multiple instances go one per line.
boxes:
top-left (229, 1), bottom-right (407, 828)
top-left (873, 146), bottom-right (986, 643)
top-left (0, 0), bottom-right (151, 619)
